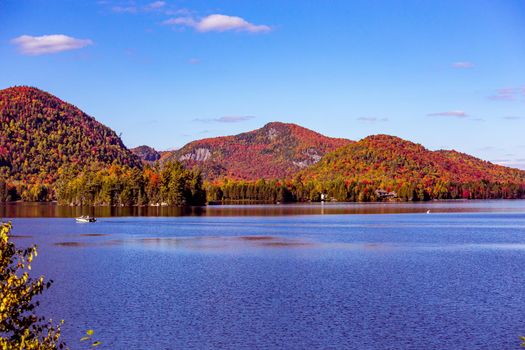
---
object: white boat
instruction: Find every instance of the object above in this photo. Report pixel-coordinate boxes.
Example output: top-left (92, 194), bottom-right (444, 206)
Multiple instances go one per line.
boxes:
top-left (76, 216), bottom-right (96, 223)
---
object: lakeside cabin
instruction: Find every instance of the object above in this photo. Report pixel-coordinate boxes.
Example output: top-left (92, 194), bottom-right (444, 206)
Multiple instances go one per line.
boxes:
top-left (375, 189), bottom-right (398, 200)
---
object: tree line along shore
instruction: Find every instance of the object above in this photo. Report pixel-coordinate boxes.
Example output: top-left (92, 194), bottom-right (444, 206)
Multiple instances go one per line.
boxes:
top-left (1, 161), bottom-right (524, 206)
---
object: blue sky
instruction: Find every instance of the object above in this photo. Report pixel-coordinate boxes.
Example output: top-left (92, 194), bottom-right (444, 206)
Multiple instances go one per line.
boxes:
top-left (1, 0), bottom-right (524, 168)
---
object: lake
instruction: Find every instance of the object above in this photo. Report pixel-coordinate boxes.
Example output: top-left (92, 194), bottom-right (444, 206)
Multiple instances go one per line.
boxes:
top-left (3, 201), bottom-right (525, 349)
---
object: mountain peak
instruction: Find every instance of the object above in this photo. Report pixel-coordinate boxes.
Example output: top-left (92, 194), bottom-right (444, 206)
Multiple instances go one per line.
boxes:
top-left (362, 134), bottom-right (421, 146)
top-left (165, 122), bottom-right (352, 180)
top-left (263, 121), bottom-right (292, 127)
top-left (2, 86), bottom-right (62, 102)
top-left (0, 86), bottom-right (141, 183)
top-left (3, 86), bottom-right (46, 93)
top-left (131, 145), bottom-right (160, 163)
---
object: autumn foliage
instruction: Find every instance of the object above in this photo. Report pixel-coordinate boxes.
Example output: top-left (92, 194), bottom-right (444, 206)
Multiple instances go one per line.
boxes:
top-left (56, 162), bottom-right (206, 206)
top-left (0, 86), bottom-right (141, 188)
top-left (0, 222), bottom-right (65, 349)
top-left (131, 145), bottom-right (160, 163)
top-left (164, 122), bottom-right (351, 180)
top-left (1, 86), bottom-right (525, 204)
top-left (297, 135), bottom-right (525, 201)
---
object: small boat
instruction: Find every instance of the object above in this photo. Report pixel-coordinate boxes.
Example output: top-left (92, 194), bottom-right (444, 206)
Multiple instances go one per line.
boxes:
top-left (76, 216), bottom-right (97, 223)
top-left (426, 210), bottom-right (431, 214)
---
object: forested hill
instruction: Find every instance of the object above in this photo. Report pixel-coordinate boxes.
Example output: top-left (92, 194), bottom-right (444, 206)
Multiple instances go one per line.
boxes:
top-left (131, 145), bottom-right (160, 163)
top-left (163, 122), bottom-right (352, 180)
top-left (299, 134), bottom-right (525, 200)
top-left (0, 86), bottom-right (142, 184)
top-left (2, 86), bottom-right (524, 203)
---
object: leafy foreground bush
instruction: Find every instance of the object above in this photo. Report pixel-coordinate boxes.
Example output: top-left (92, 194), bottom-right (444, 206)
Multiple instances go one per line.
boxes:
top-left (0, 221), bottom-right (65, 349)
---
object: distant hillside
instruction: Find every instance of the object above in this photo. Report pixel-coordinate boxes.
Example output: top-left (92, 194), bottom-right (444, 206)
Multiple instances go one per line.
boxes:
top-left (3, 86), bottom-right (523, 203)
top-left (131, 145), bottom-right (160, 163)
top-left (164, 122), bottom-right (352, 180)
top-left (0, 86), bottom-right (142, 184)
top-left (299, 134), bottom-right (525, 200)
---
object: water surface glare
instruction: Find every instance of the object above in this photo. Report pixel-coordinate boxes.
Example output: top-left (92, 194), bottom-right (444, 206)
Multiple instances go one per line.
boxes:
top-left (3, 201), bottom-right (525, 349)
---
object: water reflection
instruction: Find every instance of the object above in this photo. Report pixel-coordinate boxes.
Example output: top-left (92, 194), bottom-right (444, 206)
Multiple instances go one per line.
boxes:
top-left (49, 235), bottom-right (525, 253)
top-left (2, 200), bottom-right (525, 218)
top-left (53, 235), bottom-right (318, 251)
top-left (0, 203), bottom-right (200, 218)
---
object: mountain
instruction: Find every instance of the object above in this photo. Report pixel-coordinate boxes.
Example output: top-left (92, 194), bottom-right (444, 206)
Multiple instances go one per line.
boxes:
top-left (3, 86), bottom-right (522, 202)
top-left (0, 86), bottom-right (141, 184)
top-left (299, 134), bottom-right (525, 200)
top-left (164, 122), bottom-right (352, 180)
top-left (131, 145), bottom-right (161, 163)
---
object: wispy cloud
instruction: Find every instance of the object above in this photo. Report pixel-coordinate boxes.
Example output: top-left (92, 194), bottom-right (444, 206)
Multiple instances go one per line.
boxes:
top-left (357, 117), bottom-right (388, 123)
top-left (164, 17), bottom-right (196, 26)
top-left (163, 14), bottom-right (271, 33)
top-left (11, 34), bottom-right (93, 55)
top-left (110, 1), bottom-right (182, 14)
top-left (493, 160), bottom-right (525, 170)
top-left (217, 116), bottom-right (255, 123)
top-left (181, 129), bottom-right (212, 137)
top-left (476, 146), bottom-right (498, 152)
top-left (488, 88), bottom-right (518, 101)
top-left (112, 5), bottom-right (138, 13)
top-left (427, 111), bottom-right (468, 118)
top-left (146, 1), bottom-right (165, 10)
top-left (188, 58), bottom-right (201, 65)
top-left (502, 116), bottom-right (523, 120)
top-left (164, 8), bottom-right (191, 16)
top-left (451, 61), bottom-right (474, 69)
top-left (194, 115), bottom-right (255, 123)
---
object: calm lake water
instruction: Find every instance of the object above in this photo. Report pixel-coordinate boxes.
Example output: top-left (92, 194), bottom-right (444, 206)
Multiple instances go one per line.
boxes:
top-left (3, 201), bottom-right (525, 349)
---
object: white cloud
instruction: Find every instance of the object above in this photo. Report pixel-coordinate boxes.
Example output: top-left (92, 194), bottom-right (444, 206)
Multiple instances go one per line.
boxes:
top-left (11, 34), bottom-right (93, 55)
top-left (451, 62), bottom-right (474, 69)
top-left (197, 14), bottom-right (270, 33)
top-left (163, 14), bottom-right (271, 33)
top-left (427, 111), bottom-right (468, 118)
